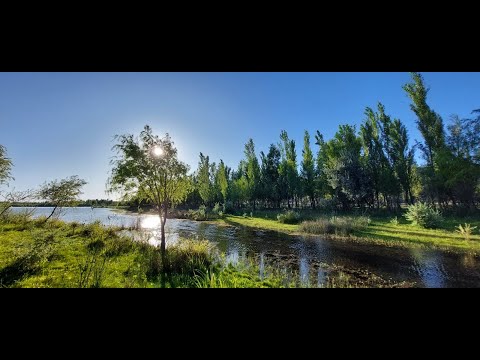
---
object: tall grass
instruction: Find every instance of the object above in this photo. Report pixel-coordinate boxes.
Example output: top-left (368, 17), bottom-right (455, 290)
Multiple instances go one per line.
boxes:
top-left (299, 216), bottom-right (370, 236)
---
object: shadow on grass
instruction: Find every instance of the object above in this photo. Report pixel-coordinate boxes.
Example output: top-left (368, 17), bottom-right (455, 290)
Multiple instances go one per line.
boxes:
top-left (0, 254), bottom-right (41, 287)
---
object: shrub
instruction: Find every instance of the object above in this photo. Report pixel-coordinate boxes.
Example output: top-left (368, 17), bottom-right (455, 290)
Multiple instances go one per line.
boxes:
top-left (404, 202), bottom-right (443, 229)
top-left (185, 205), bottom-right (208, 221)
top-left (299, 216), bottom-right (370, 236)
top-left (390, 216), bottom-right (399, 226)
top-left (277, 210), bottom-right (301, 224)
top-left (212, 202), bottom-right (221, 215)
top-left (456, 223), bottom-right (477, 241)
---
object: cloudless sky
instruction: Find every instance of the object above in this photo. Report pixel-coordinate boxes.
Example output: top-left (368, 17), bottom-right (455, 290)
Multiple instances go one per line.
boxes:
top-left (1, 72), bottom-right (479, 200)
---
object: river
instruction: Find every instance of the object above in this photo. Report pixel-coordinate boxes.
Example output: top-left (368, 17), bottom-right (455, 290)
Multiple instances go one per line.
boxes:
top-left (10, 207), bottom-right (480, 287)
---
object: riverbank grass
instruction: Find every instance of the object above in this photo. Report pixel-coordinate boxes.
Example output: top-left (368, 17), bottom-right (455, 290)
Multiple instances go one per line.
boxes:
top-left (0, 215), bottom-right (293, 288)
top-left (214, 211), bottom-right (480, 252)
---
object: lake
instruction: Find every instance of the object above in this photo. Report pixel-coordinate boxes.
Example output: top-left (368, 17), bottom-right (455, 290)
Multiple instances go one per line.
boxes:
top-left (10, 207), bottom-right (480, 287)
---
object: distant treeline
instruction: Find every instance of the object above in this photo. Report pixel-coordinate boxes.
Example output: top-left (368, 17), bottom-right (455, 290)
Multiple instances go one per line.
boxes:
top-left (12, 199), bottom-right (124, 208)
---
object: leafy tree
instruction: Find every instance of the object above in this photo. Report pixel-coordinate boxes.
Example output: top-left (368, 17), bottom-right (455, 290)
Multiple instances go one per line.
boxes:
top-left (389, 118), bottom-right (415, 204)
top-left (279, 130), bottom-right (299, 208)
top-left (216, 160), bottom-right (229, 205)
top-left (314, 131), bottom-right (329, 201)
top-left (244, 139), bottom-right (261, 210)
top-left (37, 175), bottom-right (87, 220)
top-left (361, 106), bottom-right (387, 208)
top-left (301, 131), bottom-right (316, 208)
top-left (108, 125), bottom-right (191, 259)
top-left (0, 145), bottom-right (13, 186)
top-left (403, 72), bottom-right (446, 205)
top-left (260, 144), bottom-right (281, 208)
top-left (197, 153), bottom-right (214, 206)
top-left (323, 125), bottom-right (366, 210)
top-left (403, 72), bottom-right (446, 166)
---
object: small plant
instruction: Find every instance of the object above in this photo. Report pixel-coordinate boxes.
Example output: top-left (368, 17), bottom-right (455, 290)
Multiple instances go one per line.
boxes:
top-left (212, 202), bottom-right (221, 215)
top-left (405, 202), bottom-right (443, 229)
top-left (277, 210), bottom-right (301, 224)
top-left (242, 213), bottom-right (247, 218)
top-left (456, 223), bottom-right (477, 241)
top-left (390, 216), bottom-right (399, 226)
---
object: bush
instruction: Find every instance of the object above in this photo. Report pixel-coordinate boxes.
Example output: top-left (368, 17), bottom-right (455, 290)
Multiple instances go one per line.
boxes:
top-left (212, 202), bottom-right (221, 215)
top-left (390, 216), bottom-right (399, 226)
top-left (405, 202), bottom-right (443, 229)
top-left (300, 216), bottom-right (370, 236)
top-left (185, 205), bottom-right (208, 221)
top-left (277, 210), bottom-right (301, 224)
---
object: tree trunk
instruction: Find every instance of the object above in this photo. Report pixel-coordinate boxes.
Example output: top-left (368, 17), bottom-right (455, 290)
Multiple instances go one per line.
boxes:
top-left (45, 205), bottom-right (58, 221)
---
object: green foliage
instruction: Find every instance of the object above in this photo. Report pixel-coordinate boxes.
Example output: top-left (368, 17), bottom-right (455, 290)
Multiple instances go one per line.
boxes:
top-left (455, 223), bottom-right (477, 241)
top-left (216, 160), bottom-right (229, 204)
top-left (323, 124), bottom-right (366, 210)
top-left (185, 205), bottom-right (208, 221)
top-left (405, 202), bottom-right (443, 229)
top-left (197, 152), bottom-right (215, 205)
top-left (37, 175), bottom-right (87, 220)
top-left (300, 216), bottom-right (370, 236)
top-left (260, 144), bottom-right (282, 207)
top-left (244, 139), bottom-right (261, 208)
top-left (277, 210), bottom-right (301, 224)
top-left (279, 130), bottom-right (299, 208)
top-left (108, 125), bottom-right (192, 254)
top-left (403, 72), bottom-right (446, 166)
top-left (390, 216), bottom-right (399, 226)
top-left (212, 202), bottom-right (221, 216)
top-left (301, 131), bottom-right (316, 207)
top-left (0, 144), bottom-right (13, 186)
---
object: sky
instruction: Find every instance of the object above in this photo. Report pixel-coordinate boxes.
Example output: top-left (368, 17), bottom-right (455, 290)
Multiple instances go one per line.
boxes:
top-left (1, 72), bottom-right (479, 200)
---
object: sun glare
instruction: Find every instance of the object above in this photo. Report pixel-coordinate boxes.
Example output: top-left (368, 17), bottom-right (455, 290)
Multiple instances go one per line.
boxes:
top-left (153, 146), bottom-right (163, 157)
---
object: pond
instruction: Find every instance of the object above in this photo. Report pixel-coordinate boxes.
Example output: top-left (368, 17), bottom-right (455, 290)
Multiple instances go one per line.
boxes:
top-left (11, 207), bottom-right (480, 287)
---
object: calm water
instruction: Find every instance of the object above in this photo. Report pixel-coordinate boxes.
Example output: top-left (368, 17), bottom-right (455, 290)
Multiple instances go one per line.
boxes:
top-left (11, 207), bottom-right (480, 287)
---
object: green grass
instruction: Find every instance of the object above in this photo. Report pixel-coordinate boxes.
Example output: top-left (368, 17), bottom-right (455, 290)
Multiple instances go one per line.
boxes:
top-left (0, 215), bottom-right (303, 288)
top-left (356, 217), bottom-right (480, 252)
top-left (212, 210), bottom-right (480, 253)
top-left (215, 215), bottom-right (299, 233)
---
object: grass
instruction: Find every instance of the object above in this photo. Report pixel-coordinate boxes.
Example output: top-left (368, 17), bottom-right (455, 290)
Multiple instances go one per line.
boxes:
top-left (215, 215), bottom-right (298, 233)
top-left (212, 210), bottom-right (480, 253)
top-left (0, 214), bottom-right (313, 288)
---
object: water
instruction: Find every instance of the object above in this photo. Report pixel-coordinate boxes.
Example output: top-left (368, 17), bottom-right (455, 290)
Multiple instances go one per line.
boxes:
top-left (10, 207), bottom-right (480, 287)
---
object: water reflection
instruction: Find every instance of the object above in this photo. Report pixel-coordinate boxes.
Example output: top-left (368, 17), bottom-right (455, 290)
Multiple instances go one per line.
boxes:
top-left (10, 207), bottom-right (480, 287)
top-left (409, 248), bottom-right (445, 288)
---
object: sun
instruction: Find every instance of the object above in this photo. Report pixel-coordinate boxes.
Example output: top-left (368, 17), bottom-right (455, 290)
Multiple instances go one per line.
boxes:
top-left (153, 146), bottom-right (163, 157)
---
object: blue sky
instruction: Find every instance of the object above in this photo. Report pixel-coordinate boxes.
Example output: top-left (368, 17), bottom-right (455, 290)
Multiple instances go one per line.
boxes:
top-left (1, 72), bottom-right (479, 200)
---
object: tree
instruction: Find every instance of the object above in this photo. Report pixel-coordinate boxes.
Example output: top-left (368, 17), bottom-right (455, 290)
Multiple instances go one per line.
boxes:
top-left (301, 131), bottom-right (316, 208)
top-left (279, 130), bottom-right (299, 208)
top-left (107, 125), bottom-right (192, 261)
top-left (403, 72), bottom-right (445, 166)
top-left (244, 139), bottom-right (261, 210)
top-left (216, 160), bottom-right (229, 205)
top-left (389, 119), bottom-right (415, 204)
top-left (197, 152), bottom-right (213, 206)
top-left (0, 144), bottom-right (13, 186)
top-left (323, 125), bottom-right (366, 210)
top-left (37, 175), bottom-right (87, 220)
top-left (314, 131), bottom-right (329, 201)
top-left (260, 144), bottom-right (281, 208)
